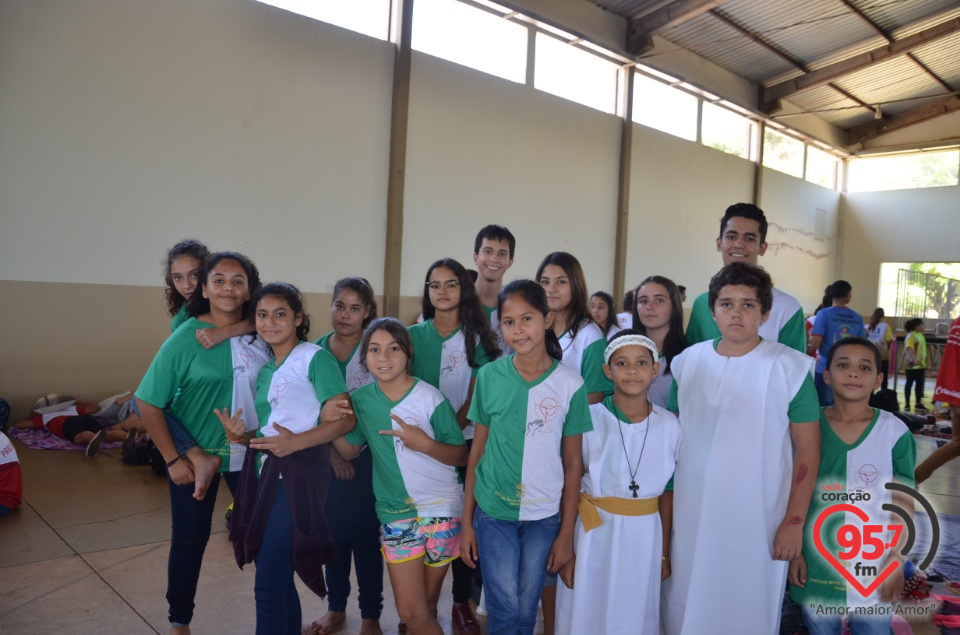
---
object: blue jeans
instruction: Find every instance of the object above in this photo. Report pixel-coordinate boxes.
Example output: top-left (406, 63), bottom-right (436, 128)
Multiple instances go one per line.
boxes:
top-left (255, 485), bottom-right (301, 635)
top-left (815, 371), bottom-right (834, 407)
top-left (0, 504), bottom-right (14, 515)
top-left (801, 603), bottom-right (892, 635)
top-left (167, 471), bottom-right (239, 626)
top-left (130, 399), bottom-right (196, 454)
top-left (324, 449), bottom-right (383, 618)
top-left (473, 506), bottom-right (560, 635)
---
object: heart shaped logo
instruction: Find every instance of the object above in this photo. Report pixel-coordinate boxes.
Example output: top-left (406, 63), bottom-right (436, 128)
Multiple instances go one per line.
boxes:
top-left (813, 503), bottom-right (899, 597)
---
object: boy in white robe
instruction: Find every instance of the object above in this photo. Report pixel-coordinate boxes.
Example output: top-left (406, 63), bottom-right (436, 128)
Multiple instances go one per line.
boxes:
top-left (556, 331), bottom-right (680, 635)
top-left (662, 263), bottom-right (821, 635)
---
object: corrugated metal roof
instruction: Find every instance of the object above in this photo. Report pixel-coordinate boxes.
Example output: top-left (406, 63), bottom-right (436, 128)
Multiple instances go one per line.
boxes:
top-left (717, 0), bottom-right (878, 67)
top-left (589, 0), bottom-right (671, 20)
top-left (787, 84), bottom-right (871, 128)
top-left (911, 29), bottom-right (960, 88)
top-left (833, 55), bottom-right (945, 104)
top-left (662, 12), bottom-right (797, 83)
top-left (587, 0), bottom-right (960, 141)
top-left (860, 0), bottom-right (960, 37)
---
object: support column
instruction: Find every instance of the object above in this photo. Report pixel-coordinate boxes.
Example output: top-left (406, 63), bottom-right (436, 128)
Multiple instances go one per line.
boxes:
top-left (383, 0), bottom-right (415, 317)
top-left (612, 67), bottom-right (635, 302)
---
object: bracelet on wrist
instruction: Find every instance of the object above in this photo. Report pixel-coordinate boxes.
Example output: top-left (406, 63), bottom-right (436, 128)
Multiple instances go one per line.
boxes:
top-left (165, 454), bottom-right (186, 468)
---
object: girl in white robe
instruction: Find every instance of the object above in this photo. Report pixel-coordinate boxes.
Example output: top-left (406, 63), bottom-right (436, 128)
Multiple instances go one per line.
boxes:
top-left (556, 331), bottom-right (680, 635)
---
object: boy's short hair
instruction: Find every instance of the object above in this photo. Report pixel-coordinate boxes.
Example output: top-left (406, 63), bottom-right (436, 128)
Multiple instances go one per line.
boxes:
top-left (829, 280), bottom-right (852, 299)
top-left (826, 336), bottom-right (881, 370)
top-left (720, 203), bottom-right (768, 243)
top-left (708, 262), bottom-right (774, 314)
top-left (474, 224), bottom-right (516, 258)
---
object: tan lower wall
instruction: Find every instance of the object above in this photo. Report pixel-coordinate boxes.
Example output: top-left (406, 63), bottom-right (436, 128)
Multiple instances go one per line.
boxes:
top-left (0, 280), bottom-right (425, 421)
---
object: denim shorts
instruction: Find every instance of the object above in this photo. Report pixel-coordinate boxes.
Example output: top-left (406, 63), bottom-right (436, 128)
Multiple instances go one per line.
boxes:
top-left (380, 516), bottom-right (461, 567)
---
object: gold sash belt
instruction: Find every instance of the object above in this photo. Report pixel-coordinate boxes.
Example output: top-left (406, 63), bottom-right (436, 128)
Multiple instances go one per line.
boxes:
top-left (578, 492), bottom-right (659, 532)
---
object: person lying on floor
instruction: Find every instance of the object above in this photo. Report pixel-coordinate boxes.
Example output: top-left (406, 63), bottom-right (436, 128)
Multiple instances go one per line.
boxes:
top-left (14, 394), bottom-right (141, 458)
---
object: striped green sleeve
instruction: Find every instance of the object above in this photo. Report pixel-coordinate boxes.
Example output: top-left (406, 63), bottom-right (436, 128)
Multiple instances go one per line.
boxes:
top-left (778, 307), bottom-right (808, 353)
top-left (581, 338), bottom-right (613, 396)
top-left (684, 293), bottom-right (719, 345)
top-left (788, 375), bottom-right (819, 423)
top-left (892, 431), bottom-right (916, 488)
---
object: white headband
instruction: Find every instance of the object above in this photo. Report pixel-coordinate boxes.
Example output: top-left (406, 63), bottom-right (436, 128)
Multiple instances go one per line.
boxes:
top-left (604, 334), bottom-right (660, 365)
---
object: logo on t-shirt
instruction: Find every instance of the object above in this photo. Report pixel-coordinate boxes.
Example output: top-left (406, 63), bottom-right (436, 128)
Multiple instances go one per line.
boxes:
top-left (349, 371), bottom-right (368, 393)
top-left (235, 345), bottom-right (261, 378)
top-left (527, 397), bottom-right (561, 436)
top-left (393, 416), bottom-right (422, 453)
top-left (440, 350), bottom-right (466, 379)
top-left (269, 377), bottom-right (290, 410)
top-left (854, 463), bottom-right (880, 489)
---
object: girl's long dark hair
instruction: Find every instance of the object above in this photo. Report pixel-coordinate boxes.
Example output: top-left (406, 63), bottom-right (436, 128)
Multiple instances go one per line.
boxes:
top-left (498, 279), bottom-right (563, 361)
top-left (535, 252), bottom-right (591, 341)
top-left (164, 239), bottom-right (209, 317)
top-left (868, 307), bottom-right (884, 332)
top-left (254, 282), bottom-right (311, 345)
top-left (333, 277), bottom-right (378, 329)
top-left (590, 291), bottom-right (618, 334)
top-left (630, 275), bottom-right (688, 374)
top-left (422, 258), bottom-right (501, 365)
top-left (187, 251), bottom-right (261, 322)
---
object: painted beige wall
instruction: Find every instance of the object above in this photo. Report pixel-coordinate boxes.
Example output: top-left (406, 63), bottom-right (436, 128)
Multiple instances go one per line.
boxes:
top-left (403, 51), bottom-right (622, 295)
top-left (758, 168), bottom-right (842, 311)
top-left (626, 124), bottom-right (755, 301)
top-left (840, 183), bottom-right (960, 313)
top-left (0, 0), bottom-right (393, 289)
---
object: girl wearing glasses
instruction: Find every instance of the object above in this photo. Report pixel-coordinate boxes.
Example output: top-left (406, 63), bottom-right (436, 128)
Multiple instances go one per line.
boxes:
top-left (407, 257), bottom-right (500, 632)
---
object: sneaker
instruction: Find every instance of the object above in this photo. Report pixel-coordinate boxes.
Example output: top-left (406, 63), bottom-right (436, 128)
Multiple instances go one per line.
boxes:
top-left (85, 429), bottom-right (107, 458)
top-left (452, 602), bottom-right (480, 634)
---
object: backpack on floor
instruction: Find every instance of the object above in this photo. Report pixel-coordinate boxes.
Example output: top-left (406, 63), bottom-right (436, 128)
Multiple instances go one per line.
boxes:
top-left (122, 436), bottom-right (154, 466)
top-left (870, 388), bottom-right (899, 413)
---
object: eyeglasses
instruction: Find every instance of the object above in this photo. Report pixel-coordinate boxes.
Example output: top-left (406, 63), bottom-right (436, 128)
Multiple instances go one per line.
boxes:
top-left (426, 280), bottom-right (461, 293)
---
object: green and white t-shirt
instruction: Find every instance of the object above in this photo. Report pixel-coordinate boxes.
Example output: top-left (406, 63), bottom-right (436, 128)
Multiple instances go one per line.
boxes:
top-left (468, 357), bottom-right (593, 521)
top-left (170, 304), bottom-right (190, 333)
top-left (345, 379), bottom-right (465, 524)
top-left (254, 341), bottom-right (347, 475)
top-left (685, 287), bottom-right (807, 353)
top-left (136, 318), bottom-right (270, 472)
top-left (315, 332), bottom-right (373, 393)
top-left (483, 304), bottom-right (513, 359)
top-left (408, 319), bottom-right (493, 440)
top-left (558, 320), bottom-right (613, 396)
top-left (790, 408), bottom-right (915, 610)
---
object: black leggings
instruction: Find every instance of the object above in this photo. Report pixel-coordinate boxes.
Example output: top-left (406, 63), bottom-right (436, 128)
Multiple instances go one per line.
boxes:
top-left (904, 368), bottom-right (925, 409)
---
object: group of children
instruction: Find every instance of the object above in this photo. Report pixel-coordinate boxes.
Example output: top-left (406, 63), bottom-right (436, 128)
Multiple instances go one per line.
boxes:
top-left (115, 202), bottom-right (926, 635)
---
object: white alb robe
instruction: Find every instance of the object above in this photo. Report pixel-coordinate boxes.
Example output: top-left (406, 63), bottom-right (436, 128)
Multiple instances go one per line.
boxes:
top-left (556, 400), bottom-right (680, 635)
top-left (661, 339), bottom-right (813, 635)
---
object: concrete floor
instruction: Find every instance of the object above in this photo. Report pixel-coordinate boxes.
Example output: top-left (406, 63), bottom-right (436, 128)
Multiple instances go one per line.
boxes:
top-left (1, 431), bottom-right (957, 634)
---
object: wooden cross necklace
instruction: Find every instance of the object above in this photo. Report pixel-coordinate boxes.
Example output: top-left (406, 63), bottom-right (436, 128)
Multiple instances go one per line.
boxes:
top-left (613, 399), bottom-right (651, 498)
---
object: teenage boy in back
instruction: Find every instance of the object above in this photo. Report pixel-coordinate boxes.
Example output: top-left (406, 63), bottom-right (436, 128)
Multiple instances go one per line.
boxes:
top-left (685, 203), bottom-right (806, 352)
top-left (789, 337), bottom-right (914, 635)
top-left (473, 224), bottom-right (515, 357)
top-left (809, 280), bottom-right (866, 406)
top-left (663, 262), bottom-right (820, 635)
